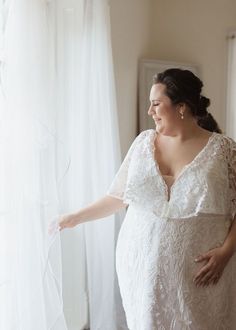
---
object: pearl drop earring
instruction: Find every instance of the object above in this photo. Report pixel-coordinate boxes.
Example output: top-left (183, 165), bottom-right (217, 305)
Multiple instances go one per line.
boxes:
top-left (178, 104), bottom-right (185, 120)
top-left (179, 110), bottom-right (184, 120)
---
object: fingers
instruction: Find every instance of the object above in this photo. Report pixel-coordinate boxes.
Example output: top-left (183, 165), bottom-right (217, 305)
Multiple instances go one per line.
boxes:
top-left (193, 258), bottom-right (223, 287)
top-left (198, 273), bottom-right (217, 287)
top-left (193, 247), bottom-right (228, 288)
top-left (212, 274), bottom-right (221, 285)
top-left (53, 214), bottom-right (72, 231)
top-left (194, 253), bottom-right (209, 262)
top-left (47, 213), bottom-right (76, 242)
top-left (197, 271), bottom-right (214, 286)
top-left (58, 214), bottom-right (76, 230)
top-left (193, 269), bottom-right (222, 287)
top-left (194, 262), bottom-right (212, 282)
top-left (205, 273), bottom-right (221, 286)
top-left (48, 216), bottom-right (62, 235)
top-left (194, 276), bottom-right (216, 287)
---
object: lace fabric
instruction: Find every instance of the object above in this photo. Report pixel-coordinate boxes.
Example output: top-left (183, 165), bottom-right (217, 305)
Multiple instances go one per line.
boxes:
top-left (107, 129), bottom-right (236, 223)
top-left (107, 129), bottom-right (236, 329)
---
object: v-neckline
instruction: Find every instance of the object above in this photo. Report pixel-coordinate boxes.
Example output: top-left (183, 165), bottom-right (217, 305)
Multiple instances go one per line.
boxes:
top-left (150, 129), bottom-right (217, 202)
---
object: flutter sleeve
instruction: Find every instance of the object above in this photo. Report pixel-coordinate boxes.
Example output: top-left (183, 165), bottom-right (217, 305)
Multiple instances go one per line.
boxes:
top-left (228, 137), bottom-right (236, 222)
top-left (106, 131), bottom-right (145, 202)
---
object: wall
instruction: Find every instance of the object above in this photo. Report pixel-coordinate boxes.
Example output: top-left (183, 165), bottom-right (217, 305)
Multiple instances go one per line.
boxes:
top-left (150, 0), bottom-right (236, 133)
top-left (110, 0), bottom-right (236, 157)
top-left (110, 0), bottom-right (152, 154)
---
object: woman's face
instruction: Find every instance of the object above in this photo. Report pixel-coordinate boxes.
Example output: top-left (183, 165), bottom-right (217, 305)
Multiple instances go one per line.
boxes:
top-left (148, 83), bottom-right (181, 134)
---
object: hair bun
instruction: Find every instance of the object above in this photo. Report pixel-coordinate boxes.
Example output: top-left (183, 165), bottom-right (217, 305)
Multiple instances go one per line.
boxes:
top-left (198, 95), bottom-right (210, 117)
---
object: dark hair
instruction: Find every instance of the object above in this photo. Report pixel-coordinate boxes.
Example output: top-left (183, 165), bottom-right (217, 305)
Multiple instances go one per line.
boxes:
top-left (153, 68), bottom-right (222, 133)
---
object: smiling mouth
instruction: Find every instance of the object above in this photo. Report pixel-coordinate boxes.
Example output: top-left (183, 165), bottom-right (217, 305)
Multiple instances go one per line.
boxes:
top-left (153, 117), bottom-right (161, 122)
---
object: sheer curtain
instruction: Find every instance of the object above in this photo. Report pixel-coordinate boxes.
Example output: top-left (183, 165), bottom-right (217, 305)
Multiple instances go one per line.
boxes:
top-left (0, 0), bottom-right (128, 329)
top-left (54, 0), bottom-right (128, 328)
top-left (226, 32), bottom-right (236, 140)
top-left (0, 0), bottom-right (67, 329)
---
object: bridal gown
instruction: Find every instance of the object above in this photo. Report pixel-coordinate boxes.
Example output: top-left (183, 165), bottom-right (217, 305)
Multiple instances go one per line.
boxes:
top-left (106, 129), bottom-right (236, 330)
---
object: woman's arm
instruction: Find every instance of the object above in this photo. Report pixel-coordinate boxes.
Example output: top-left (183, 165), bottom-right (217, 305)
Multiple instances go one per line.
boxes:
top-left (59, 195), bottom-right (127, 230)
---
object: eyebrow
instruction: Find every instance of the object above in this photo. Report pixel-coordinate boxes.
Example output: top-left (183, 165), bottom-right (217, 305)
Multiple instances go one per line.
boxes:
top-left (150, 99), bottom-right (161, 102)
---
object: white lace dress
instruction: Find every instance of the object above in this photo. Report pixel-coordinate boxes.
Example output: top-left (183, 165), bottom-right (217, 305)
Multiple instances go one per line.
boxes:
top-left (107, 129), bottom-right (236, 330)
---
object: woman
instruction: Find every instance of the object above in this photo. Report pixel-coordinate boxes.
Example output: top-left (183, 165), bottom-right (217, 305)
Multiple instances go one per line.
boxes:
top-left (57, 69), bottom-right (236, 329)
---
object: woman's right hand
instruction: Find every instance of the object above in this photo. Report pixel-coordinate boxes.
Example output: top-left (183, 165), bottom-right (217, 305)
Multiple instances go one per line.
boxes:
top-left (58, 213), bottom-right (78, 231)
top-left (48, 195), bottom-right (126, 236)
top-left (48, 213), bottom-right (78, 236)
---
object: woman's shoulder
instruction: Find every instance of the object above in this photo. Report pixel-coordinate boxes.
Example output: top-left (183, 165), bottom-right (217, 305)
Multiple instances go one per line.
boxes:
top-left (215, 132), bottom-right (236, 161)
top-left (136, 129), bottom-right (155, 140)
top-left (126, 129), bottom-right (154, 153)
top-left (217, 132), bottom-right (236, 147)
top-left (131, 129), bottom-right (155, 147)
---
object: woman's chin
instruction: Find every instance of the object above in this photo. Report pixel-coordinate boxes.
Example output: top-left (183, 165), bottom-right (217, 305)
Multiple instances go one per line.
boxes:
top-left (155, 122), bottom-right (162, 131)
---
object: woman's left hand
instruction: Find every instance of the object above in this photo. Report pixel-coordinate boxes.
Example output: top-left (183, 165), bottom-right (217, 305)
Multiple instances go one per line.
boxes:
top-left (193, 246), bottom-right (233, 287)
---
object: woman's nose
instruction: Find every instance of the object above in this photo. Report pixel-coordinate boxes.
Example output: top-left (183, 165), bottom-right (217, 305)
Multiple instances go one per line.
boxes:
top-left (148, 105), bottom-right (154, 116)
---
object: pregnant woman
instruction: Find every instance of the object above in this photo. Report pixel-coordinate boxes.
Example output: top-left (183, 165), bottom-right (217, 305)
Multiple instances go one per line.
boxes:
top-left (57, 68), bottom-right (236, 329)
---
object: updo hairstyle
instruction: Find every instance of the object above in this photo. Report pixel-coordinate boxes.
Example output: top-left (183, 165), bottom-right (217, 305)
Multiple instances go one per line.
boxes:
top-left (153, 68), bottom-right (222, 133)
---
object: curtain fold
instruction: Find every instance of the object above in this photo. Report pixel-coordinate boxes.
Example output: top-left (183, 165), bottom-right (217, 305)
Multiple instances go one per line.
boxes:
top-left (79, 1), bottom-right (128, 328)
top-left (226, 32), bottom-right (236, 140)
top-left (55, 0), bottom-right (128, 328)
top-left (0, 0), bottom-right (67, 329)
top-left (1, 0), bottom-right (128, 328)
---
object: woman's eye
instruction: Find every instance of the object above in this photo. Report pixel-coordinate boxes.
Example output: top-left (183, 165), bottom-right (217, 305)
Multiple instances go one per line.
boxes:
top-left (153, 103), bottom-right (159, 107)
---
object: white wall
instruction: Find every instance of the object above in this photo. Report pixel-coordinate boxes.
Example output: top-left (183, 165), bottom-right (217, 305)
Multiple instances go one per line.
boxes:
top-left (110, 0), bottom-right (152, 155)
top-left (110, 0), bottom-right (236, 156)
top-left (150, 0), bottom-right (236, 133)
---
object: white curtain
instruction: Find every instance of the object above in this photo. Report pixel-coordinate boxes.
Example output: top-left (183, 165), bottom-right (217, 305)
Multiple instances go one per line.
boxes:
top-left (54, 0), bottom-right (128, 328)
top-left (226, 32), bottom-right (236, 140)
top-left (0, 0), bottom-right (128, 329)
top-left (0, 0), bottom-right (67, 329)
